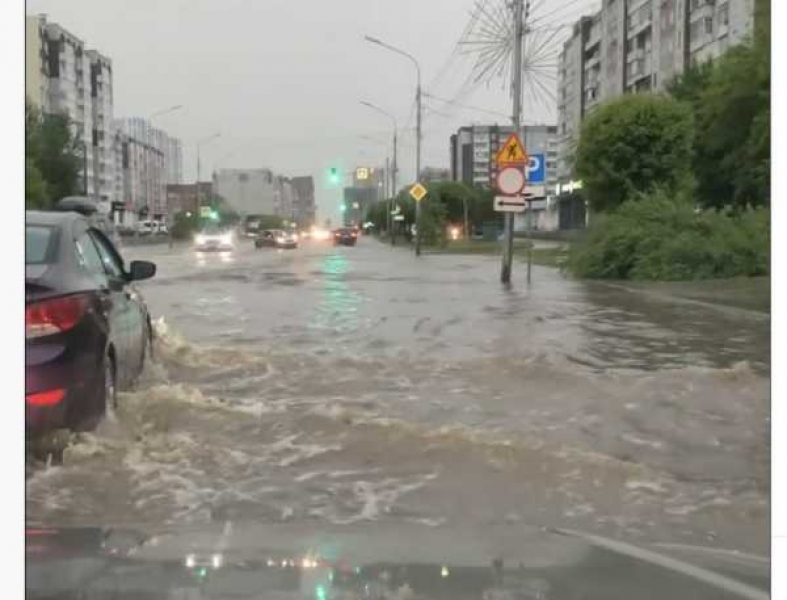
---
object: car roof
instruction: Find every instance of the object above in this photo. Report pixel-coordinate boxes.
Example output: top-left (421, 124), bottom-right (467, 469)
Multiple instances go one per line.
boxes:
top-left (26, 210), bottom-right (87, 228)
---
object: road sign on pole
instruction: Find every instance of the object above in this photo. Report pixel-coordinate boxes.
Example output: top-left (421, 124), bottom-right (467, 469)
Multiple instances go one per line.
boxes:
top-left (496, 133), bottom-right (528, 167)
top-left (523, 185), bottom-right (547, 199)
top-left (200, 206), bottom-right (211, 218)
top-left (409, 182), bottom-right (428, 202)
top-left (496, 166), bottom-right (526, 196)
top-left (526, 153), bottom-right (546, 184)
top-left (494, 196), bottom-right (526, 213)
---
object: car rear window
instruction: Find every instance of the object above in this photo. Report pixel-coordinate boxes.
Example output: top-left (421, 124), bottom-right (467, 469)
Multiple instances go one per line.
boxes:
top-left (26, 226), bottom-right (55, 264)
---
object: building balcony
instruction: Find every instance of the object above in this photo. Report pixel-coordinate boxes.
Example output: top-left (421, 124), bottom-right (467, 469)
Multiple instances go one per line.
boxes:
top-left (689, 3), bottom-right (714, 21)
top-left (627, 18), bottom-right (652, 39)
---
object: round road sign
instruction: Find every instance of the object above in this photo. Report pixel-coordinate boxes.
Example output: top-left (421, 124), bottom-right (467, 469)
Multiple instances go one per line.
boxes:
top-left (496, 166), bottom-right (526, 196)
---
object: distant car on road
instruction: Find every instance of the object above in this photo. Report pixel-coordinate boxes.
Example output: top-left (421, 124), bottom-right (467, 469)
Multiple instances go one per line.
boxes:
top-left (194, 225), bottom-right (234, 252)
top-left (333, 228), bottom-right (358, 246)
top-left (255, 229), bottom-right (298, 249)
top-left (26, 210), bottom-right (156, 446)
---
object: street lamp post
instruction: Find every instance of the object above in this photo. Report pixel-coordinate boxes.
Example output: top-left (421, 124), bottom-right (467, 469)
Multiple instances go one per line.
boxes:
top-left (360, 100), bottom-right (398, 245)
top-left (364, 35), bottom-right (422, 256)
top-left (147, 105), bottom-right (184, 248)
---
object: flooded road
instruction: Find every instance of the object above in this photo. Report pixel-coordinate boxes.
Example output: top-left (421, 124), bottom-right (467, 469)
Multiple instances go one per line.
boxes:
top-left (26, 237), bottom-right (770, 554)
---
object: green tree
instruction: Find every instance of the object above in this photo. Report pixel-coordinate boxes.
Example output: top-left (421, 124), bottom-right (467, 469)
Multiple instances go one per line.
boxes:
top-left (668, 0), bottom-right (770, 209)
top-left (27, 103), bottom-right (83, 205)
top-left (575, 94), bottom-right (694, 213)
top-left (26, 158), bottom-right (48, 209)
top-left (26, 100), bottom-right (49, 209)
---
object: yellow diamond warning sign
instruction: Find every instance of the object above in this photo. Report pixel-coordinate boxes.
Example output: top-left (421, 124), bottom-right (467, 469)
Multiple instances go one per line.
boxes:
top-left (496, 133), bottom-right (528, 167)
top-left (409, 182), bottom-right (428, 202)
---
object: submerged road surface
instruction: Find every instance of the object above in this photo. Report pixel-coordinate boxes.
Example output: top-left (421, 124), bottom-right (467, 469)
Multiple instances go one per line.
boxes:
top-left (27, 236), bottom-right (770, 554)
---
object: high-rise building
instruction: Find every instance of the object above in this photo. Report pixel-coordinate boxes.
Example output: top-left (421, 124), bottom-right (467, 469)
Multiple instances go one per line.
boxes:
top-left (25, 15), bottom-right (116, 204)
top-left (25, 16), bottom-right (48, 109)
top-left (111, 117), bottom-right (184, 221)
top-left (450, 124), bottom-right (558, 191)
top-left (165, 137), bottom-right (184, 185)
top-left (556, 0), bottom-right (756, 180)
top-left (421, 167), bottom-right (451, 184)
top-left (291, 176), bottom-right (316, 226)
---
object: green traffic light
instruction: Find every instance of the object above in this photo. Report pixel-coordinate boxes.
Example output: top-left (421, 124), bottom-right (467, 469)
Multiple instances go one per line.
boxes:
top-left (329, 167), bottom-right (340, 184)
top-left (340, 205), bottom-right (346, 212)
top-left (316, 584), bottom-right (327, 600)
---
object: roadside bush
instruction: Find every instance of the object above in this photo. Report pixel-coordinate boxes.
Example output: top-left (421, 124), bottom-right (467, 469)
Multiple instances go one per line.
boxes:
top-left (568, 189), bottom-right (769, 280)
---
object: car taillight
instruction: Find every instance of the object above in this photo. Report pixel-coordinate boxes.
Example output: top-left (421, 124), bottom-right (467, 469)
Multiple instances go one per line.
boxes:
top-left (26, 295), bottom-right (87, 339)
top-left (26, 388), bottom-right (66, 407)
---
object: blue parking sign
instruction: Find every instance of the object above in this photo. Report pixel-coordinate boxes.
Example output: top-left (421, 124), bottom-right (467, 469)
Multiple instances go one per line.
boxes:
top-left (527, 153), bottom-right (545, 184)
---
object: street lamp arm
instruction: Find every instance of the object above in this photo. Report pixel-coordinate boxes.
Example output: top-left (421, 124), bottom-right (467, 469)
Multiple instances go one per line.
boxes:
top-left (197, 133), bottom-right (222, 148)
top-left (359, 101), bottom-right (397, 131)
top-left (363, 36), bottom-right (421, 84)
top-left (149, 104), bottom-right (184, 120)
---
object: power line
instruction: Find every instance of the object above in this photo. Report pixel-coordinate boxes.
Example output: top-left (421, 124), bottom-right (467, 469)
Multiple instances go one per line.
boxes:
top-left (423, 92), bottom-right (511, 119)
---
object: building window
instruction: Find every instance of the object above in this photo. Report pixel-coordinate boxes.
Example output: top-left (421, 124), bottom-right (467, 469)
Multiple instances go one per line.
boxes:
top-left (704, 17), bottom-right (713, 34)
top-left (690, 19), bottom-right (704, 40)
top-left (719, 3), bottom-right (729, 25)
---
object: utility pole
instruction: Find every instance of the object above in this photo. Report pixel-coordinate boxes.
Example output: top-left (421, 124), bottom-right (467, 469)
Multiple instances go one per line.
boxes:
top-left (392, 128), bottom-right (398, 245)
top-left (501, 0), bottom-right (526, 284)
top-left (363, 36), bottom-right (420, 256)
top-left (415, 82), bottom-right (423, 256)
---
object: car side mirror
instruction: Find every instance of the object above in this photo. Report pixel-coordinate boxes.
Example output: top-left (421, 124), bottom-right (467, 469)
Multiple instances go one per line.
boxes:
top-left (128, 260), bottom-right (156, 282)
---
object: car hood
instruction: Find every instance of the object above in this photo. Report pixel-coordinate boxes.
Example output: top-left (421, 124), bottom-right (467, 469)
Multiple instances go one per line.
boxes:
top-left (25, 522), bottom-right (769, 599)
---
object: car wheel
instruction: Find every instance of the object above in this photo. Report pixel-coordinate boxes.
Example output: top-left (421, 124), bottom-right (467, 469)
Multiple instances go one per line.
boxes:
top-left (69, 349), bottom-right (115, 432)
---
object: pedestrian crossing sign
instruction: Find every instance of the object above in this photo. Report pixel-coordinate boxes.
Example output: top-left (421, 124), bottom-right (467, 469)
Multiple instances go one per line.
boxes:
top-left (496, 133), bottom-right (528, 166)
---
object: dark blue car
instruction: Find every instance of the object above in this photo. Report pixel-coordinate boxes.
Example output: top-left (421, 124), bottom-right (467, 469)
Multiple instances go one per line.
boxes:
top-left (26, 210), bottom-right (156, 441)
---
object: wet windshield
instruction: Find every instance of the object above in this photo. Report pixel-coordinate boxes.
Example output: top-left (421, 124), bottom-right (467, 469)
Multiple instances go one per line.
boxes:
top-left (24, 0), bottom-right (770, 596)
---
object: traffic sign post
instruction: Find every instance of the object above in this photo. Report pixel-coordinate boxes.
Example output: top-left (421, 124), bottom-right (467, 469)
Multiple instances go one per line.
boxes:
top-left (496, 166), bottom-right (526, 196)
top-left (495, 132), bottom-right (528, 285)
top-left (409, 183), bottom-right (427, 202)
top-left (409, 183), bottom-right (427, 256)
top-left (494, 196), bottom-right (527, 212)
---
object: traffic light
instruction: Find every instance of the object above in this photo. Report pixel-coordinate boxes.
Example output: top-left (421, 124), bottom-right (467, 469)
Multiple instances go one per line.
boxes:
top-left (210, 210), bottom-right (219, 221)
top-left (329, 167), bottom-right (340, 184)
top-left (339, 203), bottom-right (346, 213)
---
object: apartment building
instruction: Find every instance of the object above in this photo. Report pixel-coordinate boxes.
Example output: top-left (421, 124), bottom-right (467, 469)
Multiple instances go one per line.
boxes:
top-left (290, 176), bottom-right (317, 226)
top-left (111, 117), bottom-right (184, 220)
top-left (421, 167), bottom-right (451, 185)
top-left (26, 16), bottom-right (48, 109)
top-left (25, 15), bottom-right (116, 204)
top-left (556, 0), bottom-right (755, 180)
top-left (450, 124), bottom-right (558, 191)
top-left (165, 137), bottom-right (184, 185)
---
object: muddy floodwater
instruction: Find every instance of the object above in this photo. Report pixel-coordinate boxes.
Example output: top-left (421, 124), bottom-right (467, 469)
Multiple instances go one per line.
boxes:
top-left (27, 239), bottom-right (770, 555)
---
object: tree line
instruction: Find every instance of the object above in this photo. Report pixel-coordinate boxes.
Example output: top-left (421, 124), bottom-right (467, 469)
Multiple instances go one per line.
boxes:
top-left (567, 0), bottom-right (769, 280)
top-left (365, 181), bottom-right (502, 244)
top-left (26, 99), bottom-right (84, 210)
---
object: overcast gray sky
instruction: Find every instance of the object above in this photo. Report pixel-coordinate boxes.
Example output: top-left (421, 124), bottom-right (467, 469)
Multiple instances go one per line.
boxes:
top-left (27, 0), bottom-right (599, 221)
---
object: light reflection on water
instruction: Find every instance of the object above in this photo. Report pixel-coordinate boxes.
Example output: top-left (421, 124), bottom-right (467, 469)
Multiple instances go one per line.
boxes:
top-left (312, 252), bottom-right (362, 334)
